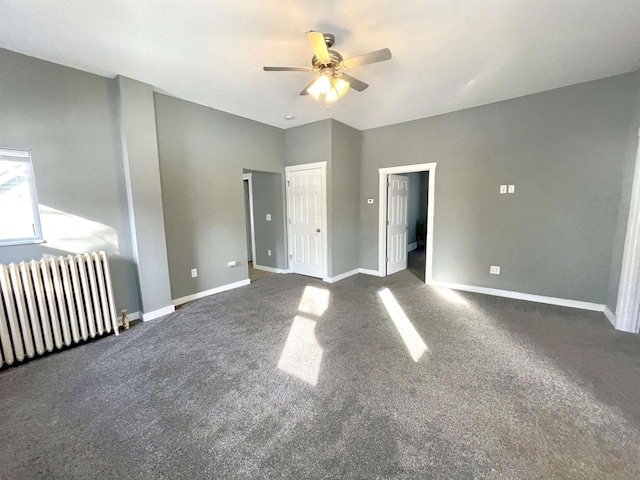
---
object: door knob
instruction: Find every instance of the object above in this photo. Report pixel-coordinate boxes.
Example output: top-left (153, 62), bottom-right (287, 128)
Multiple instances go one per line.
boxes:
top-left (316, 229), bottom-right (321, 233)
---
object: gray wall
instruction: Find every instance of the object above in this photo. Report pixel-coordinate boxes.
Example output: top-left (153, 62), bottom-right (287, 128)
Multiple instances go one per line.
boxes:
top-left (284, 120), bottom-right (332, 167)
top-left (117, 77), bottom-right (172, 313)
top-left (0, 48), bottom-right (140, 313)
top-left (360, 73), bottom-right (638, 303)
top-left (246, 171), bottom-right (286, 269)
top-left (331, 120), bottom-right (361, 276)
top-left (154, 93), bottom-right (285, 300)
top-left (605, 68), bottom-right (640, 311)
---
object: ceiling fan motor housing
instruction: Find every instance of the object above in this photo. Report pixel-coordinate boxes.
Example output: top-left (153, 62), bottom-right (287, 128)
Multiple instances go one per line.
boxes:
top-left (312, 50), bottom-right (343, 69)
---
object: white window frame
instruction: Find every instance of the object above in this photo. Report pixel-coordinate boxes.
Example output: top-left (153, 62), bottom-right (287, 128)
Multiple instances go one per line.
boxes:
top-left (0, 148), bottom-right (44, 247)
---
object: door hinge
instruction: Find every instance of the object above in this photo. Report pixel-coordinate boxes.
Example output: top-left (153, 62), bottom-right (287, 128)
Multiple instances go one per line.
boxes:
top-left (288, 218), bottom-right (291, 224)
top-left (287, 180), bottom-right (291, 186)
top-left (289, 254), bottom-right (292, 259)
top-left (387, 180), bottom-right (390, 188)
top-left (386, 220), bottom-right (389, 226)
top-left (386, 257), bottom-right (389, 263)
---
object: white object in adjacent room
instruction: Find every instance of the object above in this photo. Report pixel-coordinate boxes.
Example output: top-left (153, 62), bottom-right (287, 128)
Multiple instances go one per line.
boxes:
top-left (286, 163), bottom-right (327, 279)
top-left (386, 174), bottom-right (409, 275)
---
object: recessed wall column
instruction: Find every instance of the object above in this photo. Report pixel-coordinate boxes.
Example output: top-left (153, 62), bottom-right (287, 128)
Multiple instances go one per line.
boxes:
top-left (117, 76), bottom-right (174, 320)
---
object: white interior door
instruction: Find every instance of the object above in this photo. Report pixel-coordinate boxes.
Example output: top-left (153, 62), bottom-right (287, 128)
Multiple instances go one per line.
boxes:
top-left (387, 174), bottom-right (409, 275)
top-left (287, 167), bottom-right (324, 278)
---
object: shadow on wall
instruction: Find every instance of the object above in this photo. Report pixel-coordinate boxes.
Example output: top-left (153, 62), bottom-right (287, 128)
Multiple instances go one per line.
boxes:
top-left (0, 205), bottom-right (140, 314)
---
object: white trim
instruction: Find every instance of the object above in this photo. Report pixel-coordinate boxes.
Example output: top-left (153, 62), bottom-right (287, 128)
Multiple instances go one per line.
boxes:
top-left (324, 267), bottom-right (388, 283)
top-left (429, 280), bottom-right (605, 312)
top-left (141, 305), bottom-right (175, 322)
top-left (408, 242), bottom-right (417, 252)
top-left (285, 161), bottom-right (328, 172)
top-left (358, 268), bottom-right (384, 277)
top-left (243, 173), bottom-right (257, 264)
top-left (325, 268), bottom-right (360, 283)
top-left (285, 162), bottom-right (329, 282)
top-left (253, 264), bottom-right (289, 274)
top-left (379, 163), bottom-right (436, 282)
top-left (172, 279), bottom-right (250, 306)
top-left (603, 305), bottom-right (616, 327)
top-left (614, 133), bottom-right (640, 333)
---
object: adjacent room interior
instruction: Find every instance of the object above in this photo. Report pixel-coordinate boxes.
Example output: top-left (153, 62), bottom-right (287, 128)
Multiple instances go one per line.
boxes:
top-left (1, 1), bottom-right (640, 478)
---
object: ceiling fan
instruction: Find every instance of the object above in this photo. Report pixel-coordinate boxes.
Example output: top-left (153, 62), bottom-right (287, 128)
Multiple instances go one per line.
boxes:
top-left (263, 31), bottom-right (392, 104)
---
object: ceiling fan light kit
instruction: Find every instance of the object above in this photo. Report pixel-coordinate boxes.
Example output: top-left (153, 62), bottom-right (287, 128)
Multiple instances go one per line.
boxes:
top-left (263, 31), bottom-right (392, 106)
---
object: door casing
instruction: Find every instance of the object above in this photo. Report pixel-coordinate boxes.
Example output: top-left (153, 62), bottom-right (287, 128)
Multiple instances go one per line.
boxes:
top-left (378, 162), bottom-right (437, 283)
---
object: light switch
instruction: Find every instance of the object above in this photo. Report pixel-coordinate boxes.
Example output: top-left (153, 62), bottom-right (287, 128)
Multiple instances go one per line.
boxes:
top-left (490, 265), bottom-right (501, 275)
top-left (266, 214), bottom-right (271, 221)
top-left (508, 185), bottom-right (515, 193)
top-left (500, 185), bottom-right (507, 194)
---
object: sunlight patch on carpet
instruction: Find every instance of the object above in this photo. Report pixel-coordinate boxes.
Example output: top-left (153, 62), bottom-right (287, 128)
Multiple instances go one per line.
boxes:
top-left (379, 288), bottom-right (427, 362)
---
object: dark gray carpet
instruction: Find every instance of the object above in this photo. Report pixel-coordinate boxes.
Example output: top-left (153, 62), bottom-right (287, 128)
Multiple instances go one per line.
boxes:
top-left (1, 257), bottom-right (640, 479)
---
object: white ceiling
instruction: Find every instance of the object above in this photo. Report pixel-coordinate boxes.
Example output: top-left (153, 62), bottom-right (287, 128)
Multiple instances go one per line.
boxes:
top-left (1, 1), bottom-right (640, 130)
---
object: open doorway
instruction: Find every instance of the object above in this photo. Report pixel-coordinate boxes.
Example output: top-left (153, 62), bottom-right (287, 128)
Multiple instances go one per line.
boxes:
top-left (378, 163), bottom-right (436, 283)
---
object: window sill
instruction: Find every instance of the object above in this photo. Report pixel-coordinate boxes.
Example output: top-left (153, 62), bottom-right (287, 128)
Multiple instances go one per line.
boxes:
top-left (0, 239), bottom-right (46, 248)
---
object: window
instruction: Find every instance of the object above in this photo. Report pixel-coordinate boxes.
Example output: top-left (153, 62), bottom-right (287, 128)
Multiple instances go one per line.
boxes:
top-left (0, 149), bottom-right (43, 246)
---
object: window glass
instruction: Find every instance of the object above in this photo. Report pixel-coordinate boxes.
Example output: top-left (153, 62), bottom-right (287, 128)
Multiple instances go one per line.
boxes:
top-left (0, 149), bottom-right (43, 246)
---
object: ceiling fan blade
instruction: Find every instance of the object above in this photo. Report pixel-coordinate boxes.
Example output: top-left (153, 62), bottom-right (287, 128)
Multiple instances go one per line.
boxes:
top-left (305, 31), bottom-right (331, 64)
top-left (263, 66), bottom-right (313, 72)
top-left (340, 48), bottom-right (392, 69)
top-left (339, 74), bottom-right (369, 92)
top-left (299, 78), bottom-right (317, 96)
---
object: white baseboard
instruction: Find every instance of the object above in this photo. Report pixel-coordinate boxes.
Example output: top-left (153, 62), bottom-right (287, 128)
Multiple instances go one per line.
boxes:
top-left (428, 280), bottom-right (605, 312)
top-left (408, 242), bottom-right (417, 252)
top-left (325, 268), bottom-right (360, 283)
top-left (253, 264), bottom-right (289, 274)
top-left (325, 267), bottom-right (389, 283)
top-left (172, 279), bottom-right (251, 306)
top-left (142, 305), bottom-right (176, 322)
top-left (603, 305), bottom-right (616, 326)
top-left (358, 268), bottom-right (384, 277)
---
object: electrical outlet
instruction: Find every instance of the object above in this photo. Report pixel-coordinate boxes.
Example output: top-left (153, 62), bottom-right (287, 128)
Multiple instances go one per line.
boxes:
top-left (499, 185), bottom-right (507, 194)
top-left (490, 265), bottom-right (500, 275)
top-left (266, 214), bottom-right (271, 221)
top-left (508, 185), bottom-right (515, 193)
top-left (267, 249), bottom-right (272, 256)
top-left (191, 268), bottom-right (197, 278)
top-left (227, 261), bottom-right (237, 267)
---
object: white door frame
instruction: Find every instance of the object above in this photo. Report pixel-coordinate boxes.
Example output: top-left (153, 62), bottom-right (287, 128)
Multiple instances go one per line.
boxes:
top-left (243, 173), bottom-right (257, 265)
top-left (378, 162), bottom-right (437, 282)
top-left (615, 130), bottom-right (640, 333)
top-left (285, 161), bottom-right (329, 281)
